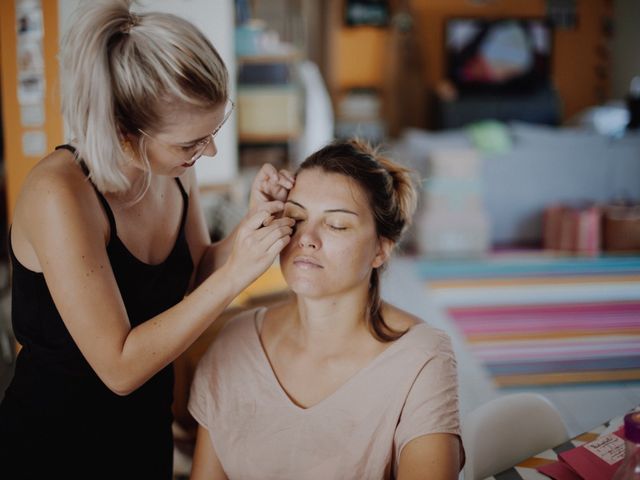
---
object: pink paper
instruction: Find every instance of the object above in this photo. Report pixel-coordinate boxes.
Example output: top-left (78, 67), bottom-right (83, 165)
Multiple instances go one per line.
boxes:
top-left (549, 428), bottom-right (626, 480)
top-left (538, 461), bottom-right (583, 480)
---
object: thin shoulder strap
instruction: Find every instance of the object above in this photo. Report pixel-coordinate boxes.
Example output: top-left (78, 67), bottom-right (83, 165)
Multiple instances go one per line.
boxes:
top-left (174, 177), bottom-right (188, 203)
top-left (55, 144), bottom-right (118, 237)
top-left (174, 177), bottom-right (189, 229)
top-left (55, 143), bottom-right (77, 155)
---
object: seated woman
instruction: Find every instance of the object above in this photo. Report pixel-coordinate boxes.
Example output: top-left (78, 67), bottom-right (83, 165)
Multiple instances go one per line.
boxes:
top-left (188, 139), bottom-right (464, 480)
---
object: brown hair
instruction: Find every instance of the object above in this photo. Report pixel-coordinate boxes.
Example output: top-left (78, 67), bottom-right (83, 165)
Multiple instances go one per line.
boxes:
top-left (297, 139), bottom-right (418, 341)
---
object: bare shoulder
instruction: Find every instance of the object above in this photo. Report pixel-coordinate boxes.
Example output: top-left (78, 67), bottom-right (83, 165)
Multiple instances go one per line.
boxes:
top-left (16, 149), bottom-right (104, 230)
top-left (12, 148), bottom-right (109, 268)
top-left (17, 148), bottom-right (94, 214)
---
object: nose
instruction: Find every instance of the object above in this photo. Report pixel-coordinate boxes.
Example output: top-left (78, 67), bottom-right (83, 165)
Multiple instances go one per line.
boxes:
top-left (297, 223), bottom-right (320, 250)
top-left (203, 137), bottom-right (217, 158)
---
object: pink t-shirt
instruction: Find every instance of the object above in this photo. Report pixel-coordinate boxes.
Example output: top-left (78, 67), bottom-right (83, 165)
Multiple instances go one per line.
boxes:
top-left (189, 307), bottom-right (462, 480)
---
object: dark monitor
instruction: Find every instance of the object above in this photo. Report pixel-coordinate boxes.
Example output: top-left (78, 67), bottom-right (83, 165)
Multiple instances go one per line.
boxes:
top-left (445, 18), bottom-right (553, 94)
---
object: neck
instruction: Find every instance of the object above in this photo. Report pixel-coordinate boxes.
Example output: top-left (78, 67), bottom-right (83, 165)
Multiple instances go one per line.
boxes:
top-left (109, 161), bottom-right (155, 204)
top-left (121, 158), bottom-right (149, 184)
top-left (289, 284), bottom-right (373, 352)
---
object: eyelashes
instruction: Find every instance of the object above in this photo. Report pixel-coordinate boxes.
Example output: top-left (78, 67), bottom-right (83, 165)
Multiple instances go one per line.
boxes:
top-left (288, 218), bottom-right (347, 233)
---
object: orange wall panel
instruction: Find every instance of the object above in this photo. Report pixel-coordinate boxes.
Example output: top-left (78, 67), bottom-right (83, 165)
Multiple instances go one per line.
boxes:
top-left (552, 0), bottom-right (610, 119)
top-left (1, 0), bottom-right (63, 223)
top-left (335, 26), bottom-right (389, 89)
top-left (330, 0), bottom-right (609, 123)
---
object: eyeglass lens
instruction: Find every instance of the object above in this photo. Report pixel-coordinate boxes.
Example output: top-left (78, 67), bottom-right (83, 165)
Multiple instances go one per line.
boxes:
top-left (189, 100), bottom-right (234, 162)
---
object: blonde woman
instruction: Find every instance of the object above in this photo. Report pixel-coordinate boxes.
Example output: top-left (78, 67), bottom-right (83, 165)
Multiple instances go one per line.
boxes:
top-left (0, 1), bottom-right (294, 478)
top-left (189, 140), bottom-right (464, 480)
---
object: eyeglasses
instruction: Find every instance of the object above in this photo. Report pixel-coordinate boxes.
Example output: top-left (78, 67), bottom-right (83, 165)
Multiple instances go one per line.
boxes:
top-left (139, 99), bottom-right (235, 163)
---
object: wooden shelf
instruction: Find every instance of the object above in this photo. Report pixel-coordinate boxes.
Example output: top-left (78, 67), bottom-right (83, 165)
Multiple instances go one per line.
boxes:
top-left (237, 52), bottom-right (300, 65)
top-left (239, 132), bottom-right (300, 143)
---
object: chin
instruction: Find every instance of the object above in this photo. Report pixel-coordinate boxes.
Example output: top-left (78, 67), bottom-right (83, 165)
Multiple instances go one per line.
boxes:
top-left (285, 276), bottom-right (324, 297)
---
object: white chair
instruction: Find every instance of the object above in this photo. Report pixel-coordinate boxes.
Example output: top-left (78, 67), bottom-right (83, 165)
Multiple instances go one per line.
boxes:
top-left (461, 393), bottom-right (570, 480)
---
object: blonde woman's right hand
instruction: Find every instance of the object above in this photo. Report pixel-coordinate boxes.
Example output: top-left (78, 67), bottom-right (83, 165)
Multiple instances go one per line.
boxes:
top-left (225, 201), bottom-right (294, 290)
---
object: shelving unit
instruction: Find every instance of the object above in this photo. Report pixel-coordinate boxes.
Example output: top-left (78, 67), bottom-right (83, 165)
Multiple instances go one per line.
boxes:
top-left (236, 53), bottom-right (303, 169)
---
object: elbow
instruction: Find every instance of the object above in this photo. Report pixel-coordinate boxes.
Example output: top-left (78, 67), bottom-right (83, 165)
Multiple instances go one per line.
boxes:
top-left (101, 373), bottom-right (140, 397)
top-left (109, 384), bottom-right (136, 397)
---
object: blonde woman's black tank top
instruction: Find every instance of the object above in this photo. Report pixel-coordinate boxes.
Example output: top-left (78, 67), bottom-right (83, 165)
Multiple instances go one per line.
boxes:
top-left (0, 144), bottom-right (194, 479)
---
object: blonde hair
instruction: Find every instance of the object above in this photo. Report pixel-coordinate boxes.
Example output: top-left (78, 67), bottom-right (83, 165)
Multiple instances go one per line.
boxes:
top-left (298, 139), bottom-right (418, 341)
top-left (60, 0), bottom-right (228, 197)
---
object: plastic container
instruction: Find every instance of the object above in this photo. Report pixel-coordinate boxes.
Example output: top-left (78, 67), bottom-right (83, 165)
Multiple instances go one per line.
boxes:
top-left (613, 412), bottom-right (640, 480)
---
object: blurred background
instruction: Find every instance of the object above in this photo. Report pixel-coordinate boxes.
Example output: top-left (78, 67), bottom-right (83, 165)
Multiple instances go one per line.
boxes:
top-left (1, 0), bottom-right (640, 478)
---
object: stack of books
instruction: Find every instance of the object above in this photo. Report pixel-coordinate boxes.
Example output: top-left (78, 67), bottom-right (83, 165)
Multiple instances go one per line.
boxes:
top-left (416, 148), bottom-right (491, 257)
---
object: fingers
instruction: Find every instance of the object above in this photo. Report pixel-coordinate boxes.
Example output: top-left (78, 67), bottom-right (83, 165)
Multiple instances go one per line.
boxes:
top-left (276, 169), bottom-right (294, 190)
top-left (257, 163), bottom-right (279, 182)
top-left (257, 217), bottom-right (294, 242)
top-left (228, 206), bottom-right (294, 284)
top-left (257, 201), bottom-right (285, 227)
top-left (252, 164), bottom-right (278, 190)
top-left (259, 164), bottom-right (293, 187)
top-left (279, 168), bottom-right (295, 182)
top-left (266, 234), bottom-right (291, 256)
top-left (252, 164), bottom-right (295, 200)
top-left (244, 209), bottom-right (274, 231)
top-left (260, 221), bottom-right (294, 255)
top-left (260, 200), bottom-right (285, 216)
top-left (244, 205), bottom-right (292, 231)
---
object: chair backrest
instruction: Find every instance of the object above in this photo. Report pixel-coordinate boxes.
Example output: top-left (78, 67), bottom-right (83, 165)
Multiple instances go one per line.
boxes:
top-left (461, 393), bottom-right (569, 480)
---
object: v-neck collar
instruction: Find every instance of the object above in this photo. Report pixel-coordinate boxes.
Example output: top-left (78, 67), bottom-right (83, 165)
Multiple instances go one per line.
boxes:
top-left (251, 307), bottom-right (425, 412)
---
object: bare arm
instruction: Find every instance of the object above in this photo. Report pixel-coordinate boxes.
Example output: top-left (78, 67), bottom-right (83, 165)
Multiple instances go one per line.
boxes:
top-left (190, 200), bottom-right (280, 288)
top-left (397, 433), bottom-right (461, 480)
top-left (190, 426), bottom-right (228, 480)
top-left (190, 164), bottom-right (294, 285)
top-left (17, 166), bottom-right (293, 395)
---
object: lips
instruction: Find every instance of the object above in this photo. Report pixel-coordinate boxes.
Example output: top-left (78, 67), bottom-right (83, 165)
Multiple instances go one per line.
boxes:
top-left (292, 256), bottom-right (323, 268)
top-left (182, 161), bottom-right (196, 168)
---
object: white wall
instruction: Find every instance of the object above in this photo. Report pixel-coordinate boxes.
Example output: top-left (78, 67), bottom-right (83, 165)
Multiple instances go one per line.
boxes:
top-left (58, 0), bottom-right (237, 185)
top-left (612, 0), bottom-right (640, 99)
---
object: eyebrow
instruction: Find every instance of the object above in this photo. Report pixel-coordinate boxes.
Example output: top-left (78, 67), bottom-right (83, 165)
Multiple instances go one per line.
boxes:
top-left (178, 135), bottom-right (209, 147)
top-left (177, 118), bottom-right (224, 146)
top-left (286, 200), bottom-right (359, 216)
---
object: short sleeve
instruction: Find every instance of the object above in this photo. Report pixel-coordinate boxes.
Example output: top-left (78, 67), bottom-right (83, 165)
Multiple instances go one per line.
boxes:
top-left (186, 308), bottom-right (262, 431)
top-left (188, 343), bottom-right (217, 429)
top-left (394, 333), bottom-right (461, 459)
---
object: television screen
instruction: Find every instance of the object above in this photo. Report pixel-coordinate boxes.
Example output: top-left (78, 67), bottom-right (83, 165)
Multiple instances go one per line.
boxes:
top-left (445, 18), bottom-right (553, 94)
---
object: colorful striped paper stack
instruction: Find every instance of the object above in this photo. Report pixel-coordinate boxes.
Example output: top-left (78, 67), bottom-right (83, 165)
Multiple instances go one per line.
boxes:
top-left (447, 301), bottom-right (640, 387)
top-left (419, 252), bottom-right (640, 387)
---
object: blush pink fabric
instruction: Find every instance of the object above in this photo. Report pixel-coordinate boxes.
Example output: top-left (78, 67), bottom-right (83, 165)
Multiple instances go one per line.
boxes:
top-left (189, 307), bottom-right (461, 480)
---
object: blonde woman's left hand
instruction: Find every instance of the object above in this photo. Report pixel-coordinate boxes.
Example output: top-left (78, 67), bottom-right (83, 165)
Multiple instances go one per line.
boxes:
top-left (249, 163), bottom-right (295, 210)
